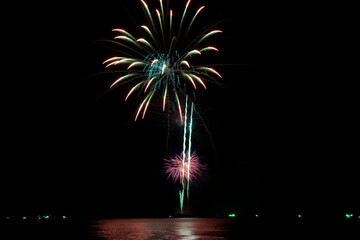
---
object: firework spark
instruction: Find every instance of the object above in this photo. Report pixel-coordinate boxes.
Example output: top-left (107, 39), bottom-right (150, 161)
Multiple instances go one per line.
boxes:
top-left (102, 0), bottom-right (222, 121)
top-left (163, 151), bottom-right (206, 184)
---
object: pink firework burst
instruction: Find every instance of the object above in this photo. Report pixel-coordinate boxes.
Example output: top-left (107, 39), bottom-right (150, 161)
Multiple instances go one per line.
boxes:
top-left (163, 151), bottom-right (206, 183)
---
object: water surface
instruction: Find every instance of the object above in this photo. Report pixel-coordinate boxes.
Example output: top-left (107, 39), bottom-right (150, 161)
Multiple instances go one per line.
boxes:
top-left (87, 218), bottom-right (247, 239)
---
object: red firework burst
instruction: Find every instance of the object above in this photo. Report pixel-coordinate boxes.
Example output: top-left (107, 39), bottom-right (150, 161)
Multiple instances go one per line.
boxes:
top-left (163, 151), bottom-right (206, 183)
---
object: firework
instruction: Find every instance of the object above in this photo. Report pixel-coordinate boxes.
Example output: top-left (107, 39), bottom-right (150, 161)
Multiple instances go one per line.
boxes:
top-left (100, 0), bottom-right (223, 215)
top-left (163, 151), bottom-right (206, 183)
top-left (102, 0), bottom-right (222, 121)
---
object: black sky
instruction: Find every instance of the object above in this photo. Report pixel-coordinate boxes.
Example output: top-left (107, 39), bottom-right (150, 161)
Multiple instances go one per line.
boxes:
top-left (2, 0), bottom-right (356, 222)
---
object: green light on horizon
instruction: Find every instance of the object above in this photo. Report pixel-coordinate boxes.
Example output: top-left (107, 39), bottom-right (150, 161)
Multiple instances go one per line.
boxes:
top-left (62, 216), bottom-right (67, 219)
top-left (345, 213), bottom-right (353, 219)
top-left (228, 213), bottom-right (236, 218)
top-left (169, 215), bottom-right (172, 218)
top-left (298, 214), bottom-right (302, 218)
top-left (22, 216), bottom-right (27, 220)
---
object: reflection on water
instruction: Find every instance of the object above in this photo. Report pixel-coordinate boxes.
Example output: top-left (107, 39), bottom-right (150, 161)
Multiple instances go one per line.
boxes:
top-left (87, 218), bottom-right (242, 239)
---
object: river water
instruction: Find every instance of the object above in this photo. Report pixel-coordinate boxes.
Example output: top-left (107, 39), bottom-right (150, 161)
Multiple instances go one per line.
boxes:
top-left (86, 218), bottom-right (250, 239)
top-left (2, 217), bottom-right (264, 239)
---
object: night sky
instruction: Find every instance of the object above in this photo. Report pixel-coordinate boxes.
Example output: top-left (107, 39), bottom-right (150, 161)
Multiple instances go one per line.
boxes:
top-left (2, 0), bottom-right (357, 223)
